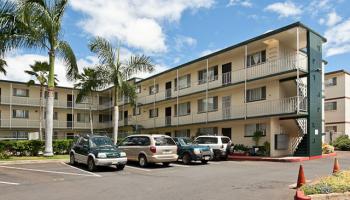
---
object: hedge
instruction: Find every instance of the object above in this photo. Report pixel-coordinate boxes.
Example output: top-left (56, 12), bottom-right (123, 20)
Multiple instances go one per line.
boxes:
top-left (0, 139), bottom-right (74, 157)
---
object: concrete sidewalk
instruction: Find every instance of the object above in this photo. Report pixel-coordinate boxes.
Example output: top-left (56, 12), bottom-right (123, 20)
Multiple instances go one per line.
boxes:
top-left (0, 159), bottom-right (68, 165)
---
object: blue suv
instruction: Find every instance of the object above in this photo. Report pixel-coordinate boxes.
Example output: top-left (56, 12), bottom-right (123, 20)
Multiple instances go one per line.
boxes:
top-left (173, 137), bottom-right (213, 165)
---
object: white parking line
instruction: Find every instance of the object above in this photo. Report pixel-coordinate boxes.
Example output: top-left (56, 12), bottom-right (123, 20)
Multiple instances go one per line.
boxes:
top-left (0, 181), bottom-right (20, 185)
top-left (0, 165), bottom-right (100, 177)
top-left (208, 162), bottom-right (221, 165)
top-left (170, 163), bottom-right (190, 168)
top-left (125, 166), bottom-right (151, 172)
top-left (61, 162), bottom-right (101, 177)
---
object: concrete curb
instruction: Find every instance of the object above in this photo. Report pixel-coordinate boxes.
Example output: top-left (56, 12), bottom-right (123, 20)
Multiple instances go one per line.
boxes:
top-left (228, 152), bottom-right (337, 162)
top-left (0, 159), bottom-right (69, 165)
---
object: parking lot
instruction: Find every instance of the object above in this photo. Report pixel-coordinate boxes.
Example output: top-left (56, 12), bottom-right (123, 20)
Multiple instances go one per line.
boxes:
top-left (0, 151), bottom-right (349, 200)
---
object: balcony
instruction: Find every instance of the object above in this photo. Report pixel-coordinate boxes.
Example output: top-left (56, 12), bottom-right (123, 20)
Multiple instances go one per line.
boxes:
top-left (135, 54), bottom-right (307, 105)
top-left (132, 96), bottom-right (307, 129)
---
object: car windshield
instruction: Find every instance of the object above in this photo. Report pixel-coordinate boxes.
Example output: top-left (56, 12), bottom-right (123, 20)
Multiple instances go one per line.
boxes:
top-left (90, 137), bottom-right (114, 148)
top-left (195, 137), bottom-right (218, 144)
top-left (154, 137), bottom-right (176, 146)
top-left (179, 138), bottom-right (193, 145)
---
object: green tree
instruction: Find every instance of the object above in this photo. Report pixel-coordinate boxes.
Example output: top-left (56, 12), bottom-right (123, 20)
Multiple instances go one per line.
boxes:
top-left (74, 67), bottom-right (103, 134)
top-left (25, 61), bottom-right (58, 141)
top-left (0, 0), bottom-right (78, 156)
top-left (89, 37), bottom-right (154, 143)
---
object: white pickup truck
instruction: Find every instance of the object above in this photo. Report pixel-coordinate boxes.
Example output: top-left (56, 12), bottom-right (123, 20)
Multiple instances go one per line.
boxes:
top-left (194, 136), bottom-right (232, 160)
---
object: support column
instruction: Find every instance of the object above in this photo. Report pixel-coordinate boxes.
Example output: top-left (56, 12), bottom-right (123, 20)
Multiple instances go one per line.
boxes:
top-left (244, 45), bottom-right (247, 119)
top-left (206, 59), bottom-right (209, 123)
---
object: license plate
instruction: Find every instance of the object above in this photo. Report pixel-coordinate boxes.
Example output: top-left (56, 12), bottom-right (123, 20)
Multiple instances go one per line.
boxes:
top-left (163, 150), bottom-right (172, 154)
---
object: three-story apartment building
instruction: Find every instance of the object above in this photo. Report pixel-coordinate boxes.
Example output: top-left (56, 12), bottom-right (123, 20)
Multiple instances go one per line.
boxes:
top-left (0, 22), bottom-right (325, 157)
top-left (324, 70), bottom-right (350, 143)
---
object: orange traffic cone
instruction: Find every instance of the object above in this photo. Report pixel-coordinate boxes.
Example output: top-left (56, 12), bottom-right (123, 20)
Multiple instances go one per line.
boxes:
top-left (297, 164), bottom-right (306, 188)
top-left (333, 158), bottom-right (340, 174)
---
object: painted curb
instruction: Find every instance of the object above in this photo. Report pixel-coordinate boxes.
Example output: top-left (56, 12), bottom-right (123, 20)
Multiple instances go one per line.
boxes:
top-left (228, 152), bottom-right (337, 162)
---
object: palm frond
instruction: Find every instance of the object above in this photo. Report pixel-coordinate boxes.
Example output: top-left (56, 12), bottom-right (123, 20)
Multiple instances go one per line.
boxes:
top-left (27, 79), bottom-right (35, 87)
top-left (89, 37), bottom-right (116, 68)
top-left (57, 40), bottom-right (78, 81)
top-left (0, 58), bottom-right (7, 75)
top-left (123, 55), bottom-right (154, 78)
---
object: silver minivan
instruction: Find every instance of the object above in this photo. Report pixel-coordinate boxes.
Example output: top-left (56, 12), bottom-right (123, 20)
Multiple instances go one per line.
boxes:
top-left (118, 134), bottom-right (178, 167)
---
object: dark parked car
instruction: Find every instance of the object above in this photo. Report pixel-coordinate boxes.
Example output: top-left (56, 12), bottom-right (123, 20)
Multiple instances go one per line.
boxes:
top-left (70, 135), bottom-right (127, 171)
top-left (173, 137), bottom-right (213, 164)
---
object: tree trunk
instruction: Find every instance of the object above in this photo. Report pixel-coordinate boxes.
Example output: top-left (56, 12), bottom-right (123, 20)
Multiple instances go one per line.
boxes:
top-left (113, 88), bottom-right (119, 144)
top-left (39, 86), bottom-right (44, 141)
top-left (89, 93), bottom-right (94, 134)
top-left (44, 52), bottom-right (55, 156)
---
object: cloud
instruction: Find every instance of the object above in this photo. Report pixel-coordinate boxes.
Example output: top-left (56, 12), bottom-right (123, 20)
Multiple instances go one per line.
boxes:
top-left (70, 0), bottom-right (214, 53)
top-left (227, 0), bottom-right (252, 7)
top-left (199, 48), bottom-right (221, 57)
top-left (264, 1), bottom-right (302, 18)
top-left (325, 19), bottom-right (350, 56)
top-left (323, 11), bottom-right (342, 26)
top-left (174, 35), bottom-right (197, 51)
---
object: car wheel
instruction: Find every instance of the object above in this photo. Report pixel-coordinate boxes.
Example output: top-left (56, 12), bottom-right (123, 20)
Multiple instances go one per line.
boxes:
top-left (69, 153), bottom-right (76, 165)
top-left (201, 160), bottom-right (209, 164)
top-left (116, 164), bottom-right (125, 171)
top-left (182, 153), bottom-right (191, 165)
top-left (162, 162), bottom-right (170, 167)
top-left (87, 157), bottom-right (96, 172)
top-left (138, 155), bottom-right (148, 168)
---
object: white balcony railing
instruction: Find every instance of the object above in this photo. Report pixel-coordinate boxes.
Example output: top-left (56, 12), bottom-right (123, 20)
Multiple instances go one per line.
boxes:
top-left (123, 96), bottom-right (307, 129)
top-left (135, 54), bottom-right (307, 105)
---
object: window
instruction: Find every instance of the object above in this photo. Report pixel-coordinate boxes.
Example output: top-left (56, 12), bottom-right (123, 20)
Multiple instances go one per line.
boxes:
top-left (325, 102), bottom-right (337, 111)
top-left (325, 126), bottom-right (337, 133)
top-left (174, 102), bottom-right (191, 116)
top-left (66, 133), bottom-right (75, 139)
top-left (13, 88), bottom-right (29, 97)
top-left (246, 86), bottom-right (266, 102)
top-left (325, 77), bottom-right (337, 87)
top-left (44, 91), bottom-right (58, 100)
top-left (133, 107), bottom-right (141, 116)
top-left (99, 96), bottom-right (111, 105)
top-left (195, 137), bottom-right (218, 144)
top-left (53, 132), bottom-right (58, 140)
top-left (12, 109), bottom-right (29, 118)
top-left (197, 127), bottom-right (218, 136)
top-left (99, 114), bottom-right (112, 122)
top-left (154, 136), bottom-right (176, 146)
top-left (12, 131), bottom-right (28, 139)
top-left (244, 123), bottom-right (267, 137)
top-left (149, 84), bottom-right (159, 95)
top-left (198, 96), bottom-right (218, 113)
top-left (247, 50), bottom-right (266, 67)
top-left (175, 74), bottom-right (191, 90)
top-left (149, 108), bottom-right (159, 118)
top-left (175, 129), bottom-right (191, 137)
top-left (136, 85), bottom-right (141, 93)
top-left (198, 66), bottom-right (218, 84)
top-left (118, 111), bottom-right (123, 121)
top-left (77, 113), bottom-right (89, 122)
top-left (221, 137), bottom-right (231, 144)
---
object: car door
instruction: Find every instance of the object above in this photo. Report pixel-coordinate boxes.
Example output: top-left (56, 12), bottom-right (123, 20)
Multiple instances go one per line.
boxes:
top-left (74, 138), bottom-right (83, 163)
top-left (80, 137), bottom-right (90, 164)
top-left (118, 137), bottom-right (134, 161)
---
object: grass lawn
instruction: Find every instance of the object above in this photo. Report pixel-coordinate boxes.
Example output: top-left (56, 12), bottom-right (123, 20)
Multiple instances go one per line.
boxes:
top-left (301, 170), bottom-right (350, 195)
top-left (0, 154), bottom-right (69, 161)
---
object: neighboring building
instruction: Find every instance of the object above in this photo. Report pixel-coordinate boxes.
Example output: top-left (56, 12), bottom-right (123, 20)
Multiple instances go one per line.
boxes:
top-left (324, 70), bottom-right (350, 143)
top-left (0, 22), bottom-right (325, 157)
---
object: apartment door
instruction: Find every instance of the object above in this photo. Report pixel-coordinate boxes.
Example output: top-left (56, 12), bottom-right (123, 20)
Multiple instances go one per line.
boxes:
top-left (124, 111), bottom-right (128, 125)
top-left (222, 63), bottom-right (232, 84)
top-left (165, 81), bottom-right (172, 99)
top-left (67, 94), bottom-right (73, 107)
top-left (165, 107), bottom-right (171, 126)
top-left (222, 96), bottom-right (231, 119)
top-left (0, 88), bottom-right (2, 103)
top-left (222, 128), bottom-right (232, 140)
top-left (67, 114), bottom-right (73, 128)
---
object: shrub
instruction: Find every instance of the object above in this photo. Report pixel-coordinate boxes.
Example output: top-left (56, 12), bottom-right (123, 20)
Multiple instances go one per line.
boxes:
top-left (332, 135), bottom-right (350, 151)
top-left (252, 130), bottom-right (264, 146)
top-left (233, 144), bottom-right (249, 152)
top-left (53, 140), bottom-right (74, 155)
top-left (322, 144), bottom-right (335, 154)
top-left (301, 171), bottom-right (350, 195)
top-left (0, 152), bottom-right (10, 160)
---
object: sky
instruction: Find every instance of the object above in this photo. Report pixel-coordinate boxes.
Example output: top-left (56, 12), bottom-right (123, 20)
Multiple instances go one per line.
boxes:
top-left (2, 0), bottom-right (350, 87)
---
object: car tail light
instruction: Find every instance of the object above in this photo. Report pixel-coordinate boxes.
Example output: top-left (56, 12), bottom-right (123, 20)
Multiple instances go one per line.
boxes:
top-left (150, 146), bottom-right (156, 153)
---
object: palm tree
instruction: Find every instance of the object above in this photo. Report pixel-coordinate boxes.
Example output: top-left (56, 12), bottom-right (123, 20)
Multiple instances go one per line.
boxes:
top-left (89, 37), bottom-right (154, 143)
top-left (0, 58), bottom-right (6, 75)
top-left (0, 0), bottom-right (78, 156)
top-left (25, 61), bottom-right (58, 141)
top-left (74, 67), bottom-right (103, 134)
